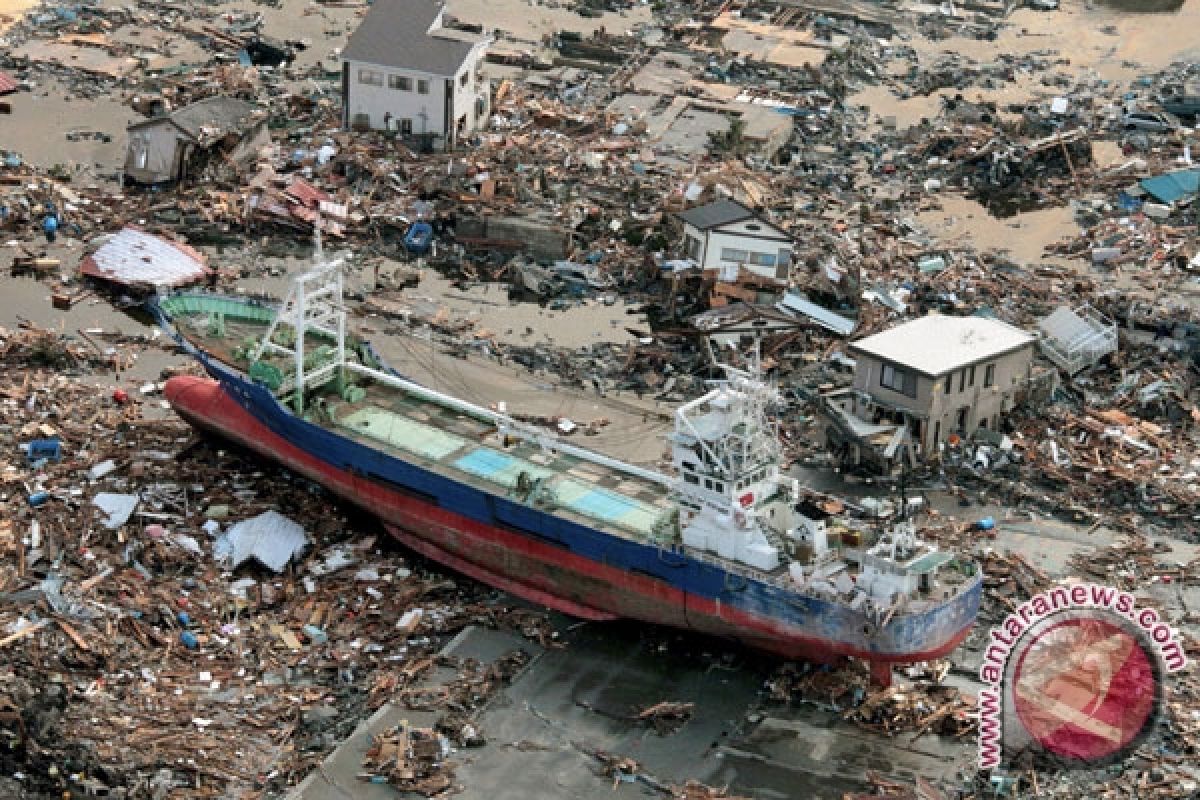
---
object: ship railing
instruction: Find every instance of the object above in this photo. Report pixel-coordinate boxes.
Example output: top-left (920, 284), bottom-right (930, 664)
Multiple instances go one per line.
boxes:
top-left (676, 543), bottom-right (979, 606)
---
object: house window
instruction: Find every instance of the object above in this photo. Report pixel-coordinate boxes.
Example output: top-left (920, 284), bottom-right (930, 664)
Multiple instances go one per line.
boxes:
top-left (388, 74), bottom-right (412, 91)
top-left (132, 136), bottom-right (148, 169)
top-left (720, 248), bottom-right (748, 262)
top-left (747, 252), bottom-right (777, 267)
top-left (958, 369), bottom-right (966, 392)
top-left (417, 79), bottom-right (430, 94)
top-left (685, 235), bottom-right (702, 260)
top-left (400, 118), bottom-right (413, 135)
top-left (967, 365), bottom-right (976, 388)
top-left (459, 72), bottom-right (469, 87)
top-left (984, 363), bottom-right (995, 388)
top-left (880, 364), bottom-right (917, 398)
top-left (358, 69), bottom-right (383, 86)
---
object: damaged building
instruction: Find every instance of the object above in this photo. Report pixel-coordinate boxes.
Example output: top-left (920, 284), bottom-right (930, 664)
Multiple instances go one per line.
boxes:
top-left (676, 198), bottom-right (794, 281)
top-left (822, 314), bottom-right (1037, 469)
top-left (123, 96), bottom-right (268, 186)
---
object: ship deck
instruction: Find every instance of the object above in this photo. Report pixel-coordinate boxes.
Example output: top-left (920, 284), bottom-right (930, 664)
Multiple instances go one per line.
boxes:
top-left (331, 380), bottom-right (678, 542)
top-left (161, 295), bottom-right (679, 545)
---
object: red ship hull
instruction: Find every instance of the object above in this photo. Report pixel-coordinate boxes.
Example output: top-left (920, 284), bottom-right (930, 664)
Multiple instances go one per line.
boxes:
top-left (166, 375), bottom-right (974, 684)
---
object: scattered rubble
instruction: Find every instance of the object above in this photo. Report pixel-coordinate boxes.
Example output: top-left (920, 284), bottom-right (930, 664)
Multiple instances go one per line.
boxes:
top-left (0, 328), bottom-right (555, 797)
top-left (768, 660), bottom-right (977, 740)
top-left (635, 700), bottom-right (695, 735)
top-left (1, 0), bottom-right (1199, 795)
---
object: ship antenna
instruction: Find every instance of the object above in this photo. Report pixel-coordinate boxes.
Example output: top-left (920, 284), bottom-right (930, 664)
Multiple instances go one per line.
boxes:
top-left (751, 318), bottom-right (767, 380)
top-left (314, 215), bottom-right (324, 264)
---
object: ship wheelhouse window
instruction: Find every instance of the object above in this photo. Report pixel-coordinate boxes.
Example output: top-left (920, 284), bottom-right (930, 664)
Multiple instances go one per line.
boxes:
top-left (715, 482), bottom-right (725, 493)
top-left (704, 479), bottom-right (713, 490)
top-left (684, 473), bottom-right (699, 485)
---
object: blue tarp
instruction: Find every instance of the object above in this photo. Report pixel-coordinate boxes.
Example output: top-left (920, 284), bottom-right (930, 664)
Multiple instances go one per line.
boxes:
top-left (1116, 191), bottom-right (1143, 212)
top-left (1140, 169), bottom-right (1200, 205)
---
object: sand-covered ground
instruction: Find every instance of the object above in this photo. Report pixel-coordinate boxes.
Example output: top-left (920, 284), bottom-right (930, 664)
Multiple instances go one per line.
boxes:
top-left (0, 0), bottom-right (37, 32)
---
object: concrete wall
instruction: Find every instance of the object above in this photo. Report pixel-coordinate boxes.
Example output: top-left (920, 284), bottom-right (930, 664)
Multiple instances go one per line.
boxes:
top-left (853, 344), bottom-right (1035, 452)
top-left (457, 216), bottom-right (571, 261)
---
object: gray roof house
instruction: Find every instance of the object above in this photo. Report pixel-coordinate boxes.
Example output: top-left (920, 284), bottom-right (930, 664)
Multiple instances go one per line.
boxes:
top-left (340, 0), bottom-right (492, 149)
top-left (675, 199), bottom-right (794, 281)
top-left (676, 199), bottom-right (772, 231)
top-left (124, 96), bottom-right (268, 185)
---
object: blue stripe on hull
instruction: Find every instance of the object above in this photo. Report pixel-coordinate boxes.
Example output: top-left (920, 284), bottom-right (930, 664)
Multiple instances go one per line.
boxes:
top-left (187, 346), bottom-right (980, 659)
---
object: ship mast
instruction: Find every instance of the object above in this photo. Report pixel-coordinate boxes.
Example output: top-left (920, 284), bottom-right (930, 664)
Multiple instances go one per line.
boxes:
top-left (251, 218), bottom-right (347, 413)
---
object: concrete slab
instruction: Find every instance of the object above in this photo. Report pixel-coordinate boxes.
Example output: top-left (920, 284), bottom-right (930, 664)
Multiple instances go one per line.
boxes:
top-left (293, 620), bottom-right (976, 800)
top-left (289, 626), bottom-right (540, 800)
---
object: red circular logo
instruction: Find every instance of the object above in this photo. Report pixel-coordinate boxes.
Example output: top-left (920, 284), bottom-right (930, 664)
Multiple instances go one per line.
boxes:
top-left (1011, 616), bottom-right (1158, 763)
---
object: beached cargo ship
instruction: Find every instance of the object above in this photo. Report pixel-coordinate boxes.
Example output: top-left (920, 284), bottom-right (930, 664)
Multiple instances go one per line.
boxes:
top-left (155, 248), bottom-right (981, 685)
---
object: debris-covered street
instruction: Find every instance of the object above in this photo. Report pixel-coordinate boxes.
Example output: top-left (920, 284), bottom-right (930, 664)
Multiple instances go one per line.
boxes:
top-left (2, 0), bottom-right (1199, 796)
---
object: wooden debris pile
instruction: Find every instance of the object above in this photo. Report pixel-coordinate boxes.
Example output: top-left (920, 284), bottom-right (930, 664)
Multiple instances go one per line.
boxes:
top-left (635, 700), bottom-right (695, 735)
top-left (767, 660), bottom-right (871, 710)
top-left (586, 749), bottom-right (750, 799)
top-left (843, 771), bottom-right (950, 799)
top-left (0, 323), bottom-right (114, 370)
top-left (768, 661), bottom-right (976, 739)
top-left (844, 682), bottom-right (977, 740)
top-left (399, 649), bottom-right (531, 712)
top-left (362, 721), bottom-right (457, 797)
top-left (669, 779), bottom-right (751, 800)
top-left (593, 749), bottom-right (643, 789)
top-left (979, 550), bottom-right (1053, 622)
top-left (1068, 533), bottom-right (1199, 591)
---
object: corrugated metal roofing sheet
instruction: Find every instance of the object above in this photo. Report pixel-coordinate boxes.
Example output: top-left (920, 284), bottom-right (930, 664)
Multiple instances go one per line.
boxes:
top-left (0, 71), bottom-right (18, 95)
top-left (778, 293), bottom-right (856, 336)
top-left (214, 511), bottom-right (308, 572)
top-left (79, 227), bottom-right (211, 289)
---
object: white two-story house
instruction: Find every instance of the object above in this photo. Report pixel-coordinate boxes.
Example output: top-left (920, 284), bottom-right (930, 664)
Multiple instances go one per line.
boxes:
top-left (676, 199), bottom-right (794, 282)
top-left (340, 0), bottom-right (491, 151)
